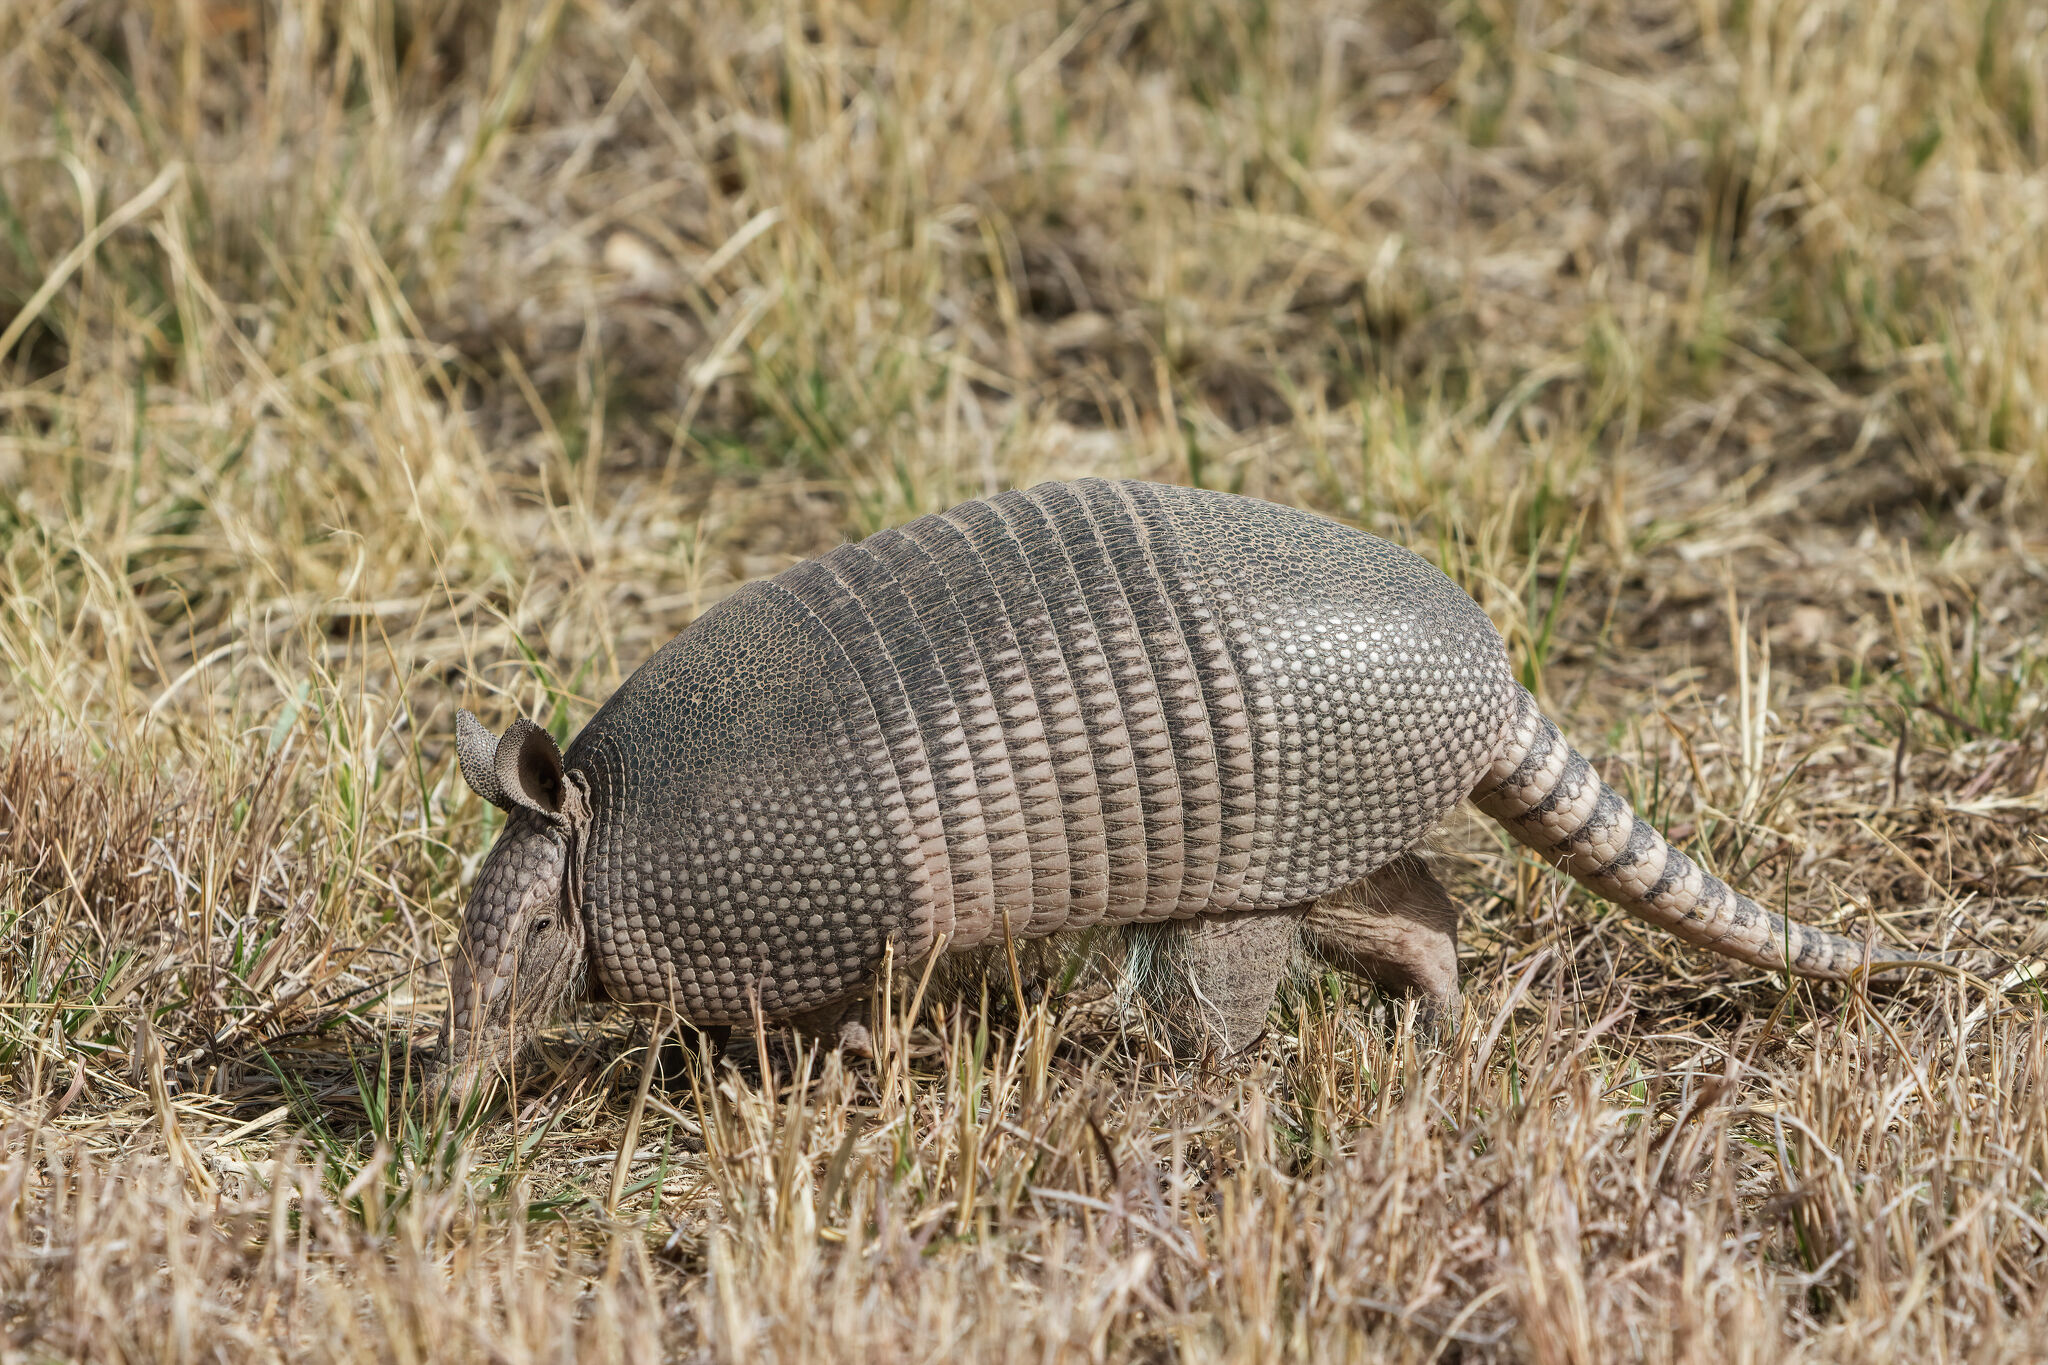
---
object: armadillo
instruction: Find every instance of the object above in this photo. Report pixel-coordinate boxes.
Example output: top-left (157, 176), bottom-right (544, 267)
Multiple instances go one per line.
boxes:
top-left (439, 478), bottom-right (1935, 1091)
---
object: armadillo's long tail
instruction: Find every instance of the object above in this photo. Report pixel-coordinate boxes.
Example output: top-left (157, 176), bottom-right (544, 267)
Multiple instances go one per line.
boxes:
top-left (1473, 686), bottom-right (1940, 981)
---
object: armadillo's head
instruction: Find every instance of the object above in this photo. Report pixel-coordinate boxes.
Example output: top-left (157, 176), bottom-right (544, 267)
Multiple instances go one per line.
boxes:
top-left (434, 711), bottom-right (592, 1105)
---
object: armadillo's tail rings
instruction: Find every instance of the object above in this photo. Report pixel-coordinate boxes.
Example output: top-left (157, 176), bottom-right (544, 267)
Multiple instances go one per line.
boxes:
top-left (1473, 686), bottom-right (1930, 981)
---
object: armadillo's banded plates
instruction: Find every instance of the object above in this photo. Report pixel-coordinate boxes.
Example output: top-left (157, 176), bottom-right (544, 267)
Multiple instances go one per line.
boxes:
top-left (984, 490), bottom-right (1148, 925)
top-left (813, 543), bottom-right (997, 947)
top-left (1024, 482), bottom-right (1189, 922)
top-left (899, 512), bottom-right (1074, 936)
top-left (940, 497), bottom-right (1109, 927)
top-left (1119, 480), bottom-right (1260, 911)
top-left (1135, 490), bottom-right (1286, 903)
top-left (1082, 479), bottom-right (1223, 918)
top-left (863, 526), bottom-right (1033, 946)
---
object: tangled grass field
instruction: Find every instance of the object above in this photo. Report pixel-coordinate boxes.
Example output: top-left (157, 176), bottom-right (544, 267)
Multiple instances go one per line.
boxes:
top-left (3, 0), bottom-right (2048, 1358)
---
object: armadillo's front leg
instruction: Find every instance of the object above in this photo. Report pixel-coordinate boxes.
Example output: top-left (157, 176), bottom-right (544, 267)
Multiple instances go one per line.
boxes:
top-left (1127, 910), bottom-right (1301, 1057)
top-left (1303, 853), bottom-right (1462, 1031)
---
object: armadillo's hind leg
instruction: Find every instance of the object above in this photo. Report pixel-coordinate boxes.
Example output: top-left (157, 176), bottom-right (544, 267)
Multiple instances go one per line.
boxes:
top-left (1303, 853), bottom-right (1462, 1035)
top-left (1125, 910), bottom-right (1301, 1058)
top-left (786, 995), bottom-right (875, 1057)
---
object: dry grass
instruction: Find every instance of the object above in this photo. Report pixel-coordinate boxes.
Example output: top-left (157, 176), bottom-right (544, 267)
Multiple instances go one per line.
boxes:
top-left (2, 0), bottom-right (2046, 1358)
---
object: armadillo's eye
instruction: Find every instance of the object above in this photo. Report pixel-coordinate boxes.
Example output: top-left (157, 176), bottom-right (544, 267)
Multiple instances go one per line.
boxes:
top-left (530, 915), bottom-right (553, 937)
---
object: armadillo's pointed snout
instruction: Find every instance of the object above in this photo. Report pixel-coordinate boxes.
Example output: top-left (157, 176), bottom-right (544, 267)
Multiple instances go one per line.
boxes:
top-left (427, 1023), bottom-right (513, 1111)
top-left (432, 919), bottom-right (527, 1109)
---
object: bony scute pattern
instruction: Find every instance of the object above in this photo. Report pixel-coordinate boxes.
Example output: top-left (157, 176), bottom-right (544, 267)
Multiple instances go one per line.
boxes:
top-left (552, 478), bottom-right (1513, 1024)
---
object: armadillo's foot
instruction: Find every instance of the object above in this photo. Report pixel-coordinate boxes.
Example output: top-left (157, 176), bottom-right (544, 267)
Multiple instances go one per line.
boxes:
top-left (834, 1018), bottom-right (875, 1057)
top-left (1127, 910), bottom-right (1302, 1061)
top-left (786, 996), bottom-right (874, 1057)
top-left (1307, 853), bottom-right (1463, 1042)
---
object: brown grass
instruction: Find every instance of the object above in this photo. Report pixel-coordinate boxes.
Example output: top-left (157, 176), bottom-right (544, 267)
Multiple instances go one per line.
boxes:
top-left (3, 0), bottom-right (2046, 1359)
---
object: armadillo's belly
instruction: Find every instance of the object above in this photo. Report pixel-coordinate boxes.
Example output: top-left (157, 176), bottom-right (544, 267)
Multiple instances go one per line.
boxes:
top-left (569, 478), bottom-right (1514, 1025)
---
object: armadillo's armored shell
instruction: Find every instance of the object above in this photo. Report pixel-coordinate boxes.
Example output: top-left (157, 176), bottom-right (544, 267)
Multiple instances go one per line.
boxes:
top-left (566, 479), bottom-right (1516, 1025)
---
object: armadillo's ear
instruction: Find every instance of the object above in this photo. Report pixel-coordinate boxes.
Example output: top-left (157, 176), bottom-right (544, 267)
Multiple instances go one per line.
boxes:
top-left (456, 710), bottom-right (511, 810)
top-left (493, 717), bottom-right (566, 818)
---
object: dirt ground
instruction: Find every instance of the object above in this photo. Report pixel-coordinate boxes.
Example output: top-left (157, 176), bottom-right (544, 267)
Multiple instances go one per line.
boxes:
top-left (2, 1), bottom-right (2045, 1359)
